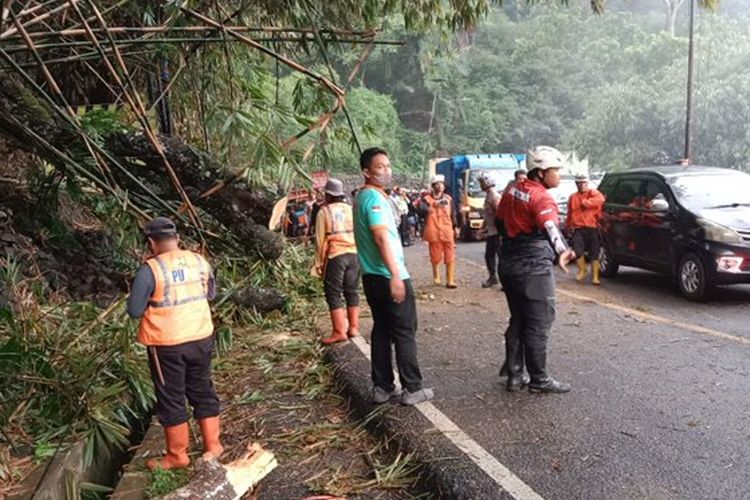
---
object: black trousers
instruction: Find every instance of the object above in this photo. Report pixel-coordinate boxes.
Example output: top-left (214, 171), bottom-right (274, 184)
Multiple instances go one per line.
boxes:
top-left (324, 253), bottom-right (360, 310)
top-left (399, 215), bottom-right (411, 245)
top-left (500, 270), bottom-right (556, 384)
top-left (484, 234), bottom-right (502, 279)
top-left (362, 274), bottom-right (423, 393)
top-left (571, 227), bottom-right (600, 262)
top-left (147, 336), bottom-right (220, 427)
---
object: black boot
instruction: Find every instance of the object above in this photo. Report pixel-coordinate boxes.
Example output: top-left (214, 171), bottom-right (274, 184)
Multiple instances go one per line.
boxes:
top-left (482, 276), bottom-right (499, 288)
top-left (525, 336), bottom-right (571, 393)
top-left (529, 378), bottom-right (571, 394)
top-left (502, 320), bottom-right (526, 389)
top-left (507, 372), bottom-right (530, 392)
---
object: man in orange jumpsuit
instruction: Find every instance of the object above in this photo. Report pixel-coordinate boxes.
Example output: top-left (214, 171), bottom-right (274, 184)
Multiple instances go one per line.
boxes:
top-left (566, 174), bottom-right (606, 285)
top-left (313, 178), bottom-right (361, 344)
top-left (421, 174), bottom-right (459, 288)
top-left (127, 217), bottom-right (222, 470)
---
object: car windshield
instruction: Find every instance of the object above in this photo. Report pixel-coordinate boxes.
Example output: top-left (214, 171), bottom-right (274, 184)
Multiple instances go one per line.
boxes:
top-left (668, 171), bottom-right (750, 211)
top-left (467, 169), bottom-right (517, 197)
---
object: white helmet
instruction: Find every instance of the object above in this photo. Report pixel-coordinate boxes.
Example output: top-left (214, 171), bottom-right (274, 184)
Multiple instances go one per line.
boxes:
top-left (526, 146), bottom-right (564, 173)
top-left (478, 175), bottom-right (495, 188)
top-left (431, 174), bottom-right (445, 185)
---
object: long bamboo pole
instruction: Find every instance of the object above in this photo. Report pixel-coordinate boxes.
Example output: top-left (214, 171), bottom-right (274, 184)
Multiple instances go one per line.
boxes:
top-left (2, 24), bottom-right (380, 40)
top-left (0, 0), bottom-right (80, 39)
top-left (9, 8), bottom-right (116, 187)
top-left (72, 0), bottom-right (206, 245)
top-left (0, 47), bottom-right (188, 222)
top-left (2, 36), bottom-right (402, 54)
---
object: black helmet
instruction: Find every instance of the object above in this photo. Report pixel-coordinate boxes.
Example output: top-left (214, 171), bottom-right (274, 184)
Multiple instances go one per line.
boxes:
top-left (144, 217), bottom-right (177, 238)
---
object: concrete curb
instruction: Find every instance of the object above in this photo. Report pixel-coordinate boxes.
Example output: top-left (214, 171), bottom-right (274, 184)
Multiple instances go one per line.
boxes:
top-left (324, 342), bottom-right (512, 500)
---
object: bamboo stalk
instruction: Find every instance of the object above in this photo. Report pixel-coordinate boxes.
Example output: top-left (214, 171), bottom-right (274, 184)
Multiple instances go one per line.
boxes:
top-left (181, 8), bottom-right (345, 98)
top-left (9, 8), bottom-right (115, 185)
top-left (74, 0), bottom-right (207, 245)
top-left (3, 36), bottom-right (402, 53)
top-left (2, 24), bottom-right (380, 40)
top-left (0, 46), bottom-right (188, 222)
top-left (302, 0), bottom-right (360, 153)
top-left (0, 0), bottom-right (80, 39)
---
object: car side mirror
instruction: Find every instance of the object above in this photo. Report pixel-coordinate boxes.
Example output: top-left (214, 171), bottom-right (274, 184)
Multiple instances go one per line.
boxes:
top-left (651, 198), bottom-right (670, 212)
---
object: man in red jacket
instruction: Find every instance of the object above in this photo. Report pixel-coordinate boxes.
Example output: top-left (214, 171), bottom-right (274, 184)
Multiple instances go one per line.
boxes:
top-left (497, 146), bottom-right (576, 393)
top-left (566, 175), bottom-right (606, 285)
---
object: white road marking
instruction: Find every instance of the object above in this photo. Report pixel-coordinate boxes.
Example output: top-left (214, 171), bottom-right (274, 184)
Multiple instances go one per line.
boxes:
top-left (457, 256), bottom-right (750, 346)
top-left (350, 335), bottom-right (545, 500)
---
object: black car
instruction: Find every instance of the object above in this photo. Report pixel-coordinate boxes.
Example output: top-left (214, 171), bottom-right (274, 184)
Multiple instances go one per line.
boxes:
top-left (596, 166), bottom-right (750, 301)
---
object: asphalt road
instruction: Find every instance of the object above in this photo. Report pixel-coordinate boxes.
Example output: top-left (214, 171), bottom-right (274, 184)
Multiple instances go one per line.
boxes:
top-left (394, 241), bottom-right (750, 500)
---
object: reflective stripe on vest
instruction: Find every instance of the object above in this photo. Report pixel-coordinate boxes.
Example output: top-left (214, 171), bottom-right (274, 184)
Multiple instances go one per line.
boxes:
top-left (137, 249), bottom-right (214, 346)
top-left (323, 203), bottom-right (356, 256)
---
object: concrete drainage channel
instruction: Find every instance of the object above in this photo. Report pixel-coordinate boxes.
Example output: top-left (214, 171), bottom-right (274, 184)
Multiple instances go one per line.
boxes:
top-left (9, 420), bottom-right (151, 500)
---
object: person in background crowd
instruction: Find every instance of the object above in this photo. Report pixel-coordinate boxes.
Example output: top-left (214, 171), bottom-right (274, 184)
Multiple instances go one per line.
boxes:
top-left (313, 178), bottom-right (361, 344)
top-left (421, 174), bottom-right (459, 289)
top-left (479, 175), bottom-right (502, 288)
top-left (308, 189), bottom-right (324, 237)
top-left (497, 146), bottom-right (576, 394)
top-left (405, 191), bottom-right (419, 242)
top-left (127, 217), bottom-right (222, 471)
top-left (415, 189), bottom-right (429, 238)
top-left (354, 147), bottom-right (433, 406)
top-left (566, 174), bottom-right (606, 285)
top-left (293, 203), bottom-right (308, 237)
top-left (515, 168), bottom-right (528, 183)
top-left (392, 186), bottom-right (411, 247)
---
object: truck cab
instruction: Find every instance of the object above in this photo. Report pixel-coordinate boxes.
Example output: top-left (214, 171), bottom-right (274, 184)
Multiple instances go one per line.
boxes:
top-left (436, 154), bottom-right (525, 241)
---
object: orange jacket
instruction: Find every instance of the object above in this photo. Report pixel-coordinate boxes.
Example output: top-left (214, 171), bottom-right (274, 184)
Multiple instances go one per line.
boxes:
top-left (422, 194), bottom-right (456, 243)
top-left (138, 249), bottom-right (214, 346)
top-left (566, 189), bottom-right (605, 229)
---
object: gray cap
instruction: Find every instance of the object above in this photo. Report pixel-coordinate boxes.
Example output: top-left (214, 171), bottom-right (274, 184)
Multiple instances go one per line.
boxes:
top-left (144, 216), bottom-right (177, 238)
top-left (324, 178), bottom-right (345, 197)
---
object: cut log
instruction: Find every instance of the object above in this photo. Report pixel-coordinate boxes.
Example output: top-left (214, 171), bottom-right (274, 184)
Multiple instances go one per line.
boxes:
top-left (232, 287), bottom-right (287, 314)
top-left (159, 443), bottom-right (277, 500)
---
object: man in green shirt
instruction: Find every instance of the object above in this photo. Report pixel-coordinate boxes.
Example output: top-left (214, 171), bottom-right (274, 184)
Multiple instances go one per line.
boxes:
top-left (354, 147), bottom-right (433, 406)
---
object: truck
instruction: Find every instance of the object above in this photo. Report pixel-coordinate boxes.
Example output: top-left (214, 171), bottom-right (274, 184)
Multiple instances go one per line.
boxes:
top-left (435, 154), bottom-right (525, 241)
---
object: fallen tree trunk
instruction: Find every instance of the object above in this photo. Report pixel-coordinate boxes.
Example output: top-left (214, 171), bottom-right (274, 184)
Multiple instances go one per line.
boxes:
top-left (105, 132), bottom-right (285, 260)
top-left (160, 444), bottom-right (277, 500)
top-left (0, 75), bottom-right (284, 260)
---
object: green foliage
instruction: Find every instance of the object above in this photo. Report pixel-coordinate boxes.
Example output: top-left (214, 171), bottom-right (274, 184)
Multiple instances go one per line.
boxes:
top-left (33, 440), bottom-right (56, 462)
top-left (145, 467), bottom-right (190, 498)
top-left (0, 264), bottom-right (155, 465)
top-left (420, 4), bottom-right (750, 170)
top-left (79, 109), bottom-right (130, 143)
top-left (320, 87), bottom-right (405, 173)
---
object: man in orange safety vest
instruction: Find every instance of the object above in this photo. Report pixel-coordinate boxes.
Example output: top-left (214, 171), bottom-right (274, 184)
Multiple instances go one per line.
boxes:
top-left (127, 217), bottom-right (222, 471)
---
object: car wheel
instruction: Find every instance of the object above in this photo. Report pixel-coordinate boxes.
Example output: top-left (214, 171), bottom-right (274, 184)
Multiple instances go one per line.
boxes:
top-left (598, 244), bottom-right (619, 278)
top-left (677, 252), bottom-right (712, 301)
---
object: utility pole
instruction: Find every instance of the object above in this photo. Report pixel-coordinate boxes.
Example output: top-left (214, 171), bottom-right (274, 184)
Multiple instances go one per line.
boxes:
top-left (683, 0), bottom-right (695, 164)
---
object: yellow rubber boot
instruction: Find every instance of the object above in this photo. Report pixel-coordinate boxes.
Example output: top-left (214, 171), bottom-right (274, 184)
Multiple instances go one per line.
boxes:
top-left (432, 265), bottom-right (442, 285)
top-left (591, 260), bottom-right (601, 286)
top-left (446, 262), bottom-right (457, 289)
top-left (575, 257), bottom-right (588, 282)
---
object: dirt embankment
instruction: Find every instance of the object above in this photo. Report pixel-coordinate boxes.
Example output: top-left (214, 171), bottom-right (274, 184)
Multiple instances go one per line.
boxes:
top-left (0, 146), bottom-right (128, 307)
